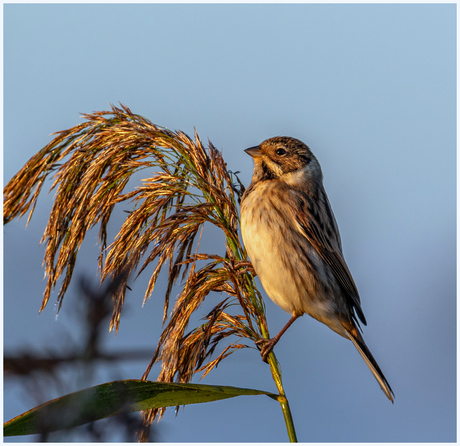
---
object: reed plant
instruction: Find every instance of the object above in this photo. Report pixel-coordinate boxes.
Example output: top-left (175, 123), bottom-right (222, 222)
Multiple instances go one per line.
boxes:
top-left (3, 104), bottom-right (297, 441)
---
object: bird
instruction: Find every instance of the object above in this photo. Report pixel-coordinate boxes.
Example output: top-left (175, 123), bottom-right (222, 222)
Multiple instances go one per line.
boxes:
top-left (240, 136), bottom-right (394, 402)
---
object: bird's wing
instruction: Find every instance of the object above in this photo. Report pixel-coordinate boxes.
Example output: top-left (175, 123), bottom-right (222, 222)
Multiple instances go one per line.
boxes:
top-left (294, 190), bottom-right (367, 326)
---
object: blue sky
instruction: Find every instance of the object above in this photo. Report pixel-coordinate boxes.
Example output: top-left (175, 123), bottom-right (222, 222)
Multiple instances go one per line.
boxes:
top-left (3, 3), bottom-right (456, 442)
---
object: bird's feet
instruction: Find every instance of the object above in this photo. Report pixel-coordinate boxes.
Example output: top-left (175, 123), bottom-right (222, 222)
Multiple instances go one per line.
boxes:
top-left (255, 316), bottom-right (300, 362)
top-left (255, 337), bottom-right (278, 363)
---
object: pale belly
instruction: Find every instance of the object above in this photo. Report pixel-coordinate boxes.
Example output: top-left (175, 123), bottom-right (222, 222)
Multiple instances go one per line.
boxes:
top-left (241, 190), bottom-right (345, 335)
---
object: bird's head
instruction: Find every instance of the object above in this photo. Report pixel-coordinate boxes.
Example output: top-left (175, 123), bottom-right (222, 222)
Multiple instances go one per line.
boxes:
top-left (245, 136), bottom-right (323, 188)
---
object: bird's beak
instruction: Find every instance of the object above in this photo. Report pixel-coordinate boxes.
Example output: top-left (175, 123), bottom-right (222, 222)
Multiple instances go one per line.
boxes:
top-left (245, 146), bottom-right (262, 158)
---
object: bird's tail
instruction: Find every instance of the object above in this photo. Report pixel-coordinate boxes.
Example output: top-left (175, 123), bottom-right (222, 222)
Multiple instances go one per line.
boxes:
top-left (343, 326), bottom-right (394, 403)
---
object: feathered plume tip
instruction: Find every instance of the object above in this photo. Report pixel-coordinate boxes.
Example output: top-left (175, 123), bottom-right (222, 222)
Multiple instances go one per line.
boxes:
top-left (4, 104), bottom-right (270, 427)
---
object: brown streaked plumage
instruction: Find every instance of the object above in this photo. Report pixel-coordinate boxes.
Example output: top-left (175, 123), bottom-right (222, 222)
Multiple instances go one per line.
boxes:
top-left (241, 136), bottom-right (394, 402)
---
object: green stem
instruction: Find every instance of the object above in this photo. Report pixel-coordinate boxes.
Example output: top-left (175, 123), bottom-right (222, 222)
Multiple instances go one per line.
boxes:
top-left (264, 340), bottom-right (298, 441)
top-left (238, 259), bottom-right (298, 441)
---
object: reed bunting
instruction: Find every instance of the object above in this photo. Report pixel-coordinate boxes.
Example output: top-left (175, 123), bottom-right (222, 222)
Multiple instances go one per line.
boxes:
top-left (241, 136), bottom-right (394, 402)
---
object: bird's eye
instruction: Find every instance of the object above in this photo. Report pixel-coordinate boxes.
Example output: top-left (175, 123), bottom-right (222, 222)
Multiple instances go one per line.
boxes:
top-left (276, 148), bottom-right (287, 156)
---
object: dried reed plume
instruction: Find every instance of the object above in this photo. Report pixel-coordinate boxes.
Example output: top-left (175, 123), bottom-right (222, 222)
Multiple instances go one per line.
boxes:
top-left (4, 104), bottom-right (275, 428)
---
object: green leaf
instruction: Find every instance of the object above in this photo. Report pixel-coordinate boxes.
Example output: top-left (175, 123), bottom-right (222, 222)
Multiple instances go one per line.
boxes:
top-left (4, 380), bottom-right (279, 437)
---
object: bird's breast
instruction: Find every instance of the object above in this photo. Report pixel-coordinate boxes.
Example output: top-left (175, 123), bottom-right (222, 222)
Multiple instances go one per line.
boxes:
top-left (241, 183), bottom-right (339, 320)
